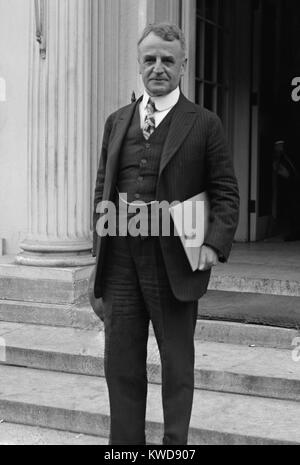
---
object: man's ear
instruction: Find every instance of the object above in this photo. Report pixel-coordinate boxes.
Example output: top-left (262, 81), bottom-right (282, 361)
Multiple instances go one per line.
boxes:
top-left (180, 58), bottom-right (188, 76)
top-left (138, 58), bottom-right (142, 75)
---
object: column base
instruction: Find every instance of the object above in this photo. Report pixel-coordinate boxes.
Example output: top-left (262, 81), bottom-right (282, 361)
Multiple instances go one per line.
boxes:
top-left (0, 256), bottom-right (101, 329)
top-left (16, 251), bottom-right (96, 267)
top-left (16, 239), bottom-right (96, 267)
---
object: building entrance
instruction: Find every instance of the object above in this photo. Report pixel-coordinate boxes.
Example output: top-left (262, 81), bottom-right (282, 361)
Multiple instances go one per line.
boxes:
top-left (250, 0), bottom-right (300, 241)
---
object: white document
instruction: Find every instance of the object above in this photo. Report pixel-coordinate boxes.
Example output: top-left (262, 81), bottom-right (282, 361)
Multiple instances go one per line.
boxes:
top-left (169, 192), bottom-right (209, 271)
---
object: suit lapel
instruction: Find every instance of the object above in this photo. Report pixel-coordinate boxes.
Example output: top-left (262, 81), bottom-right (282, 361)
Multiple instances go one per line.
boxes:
top-left (159, 94), bottom-right (197, 176)
top-left (103, 99), bottom-right (140, 199)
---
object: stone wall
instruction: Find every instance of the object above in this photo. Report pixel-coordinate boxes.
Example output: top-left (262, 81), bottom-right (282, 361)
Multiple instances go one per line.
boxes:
top-left (0, 0), bottom-right (30, 254)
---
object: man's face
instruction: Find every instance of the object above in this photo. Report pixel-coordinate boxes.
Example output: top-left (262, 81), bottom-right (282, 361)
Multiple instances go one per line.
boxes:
top-left (138, 32), bottom-right (187, 97)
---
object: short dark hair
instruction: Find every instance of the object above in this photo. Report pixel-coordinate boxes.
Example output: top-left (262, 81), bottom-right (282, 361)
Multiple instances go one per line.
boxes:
top-left (138, 23), bottom-right (186, 53)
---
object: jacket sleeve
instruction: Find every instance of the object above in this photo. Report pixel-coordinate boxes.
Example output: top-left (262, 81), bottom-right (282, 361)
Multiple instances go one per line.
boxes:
top-left (92, 114), bottom-right (113, 256)
top-left (203, 113), bottom-right (240, 262)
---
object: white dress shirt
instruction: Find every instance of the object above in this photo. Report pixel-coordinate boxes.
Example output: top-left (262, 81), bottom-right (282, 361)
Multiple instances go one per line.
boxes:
top-left (139, 86), bottom-right (180, 129)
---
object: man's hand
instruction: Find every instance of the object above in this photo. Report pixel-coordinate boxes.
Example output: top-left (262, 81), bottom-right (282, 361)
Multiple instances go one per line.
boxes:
top-left (198, 245), bottom-right (218, 271)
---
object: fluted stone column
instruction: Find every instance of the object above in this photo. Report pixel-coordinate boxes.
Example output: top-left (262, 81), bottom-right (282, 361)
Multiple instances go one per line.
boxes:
top-left (16, 0), bottom-right (185, 268)
top-left (16, 0), bottom-right (95, 267)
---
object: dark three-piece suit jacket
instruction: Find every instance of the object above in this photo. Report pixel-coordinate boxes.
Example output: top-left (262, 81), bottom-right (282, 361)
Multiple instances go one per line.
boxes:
top-left (91, 92), bottom-right (239, 305)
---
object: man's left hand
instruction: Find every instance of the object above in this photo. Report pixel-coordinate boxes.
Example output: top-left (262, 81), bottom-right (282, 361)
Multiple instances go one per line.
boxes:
top-left (198, 245), bottom-right (218, 271)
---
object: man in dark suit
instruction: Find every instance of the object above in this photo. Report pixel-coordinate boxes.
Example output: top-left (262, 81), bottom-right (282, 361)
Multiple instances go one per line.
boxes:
top-left (91, 23), bottom-right (239, 445)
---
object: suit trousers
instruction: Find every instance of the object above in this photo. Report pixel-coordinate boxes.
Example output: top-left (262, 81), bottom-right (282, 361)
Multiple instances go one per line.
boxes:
top-left (102, 234), bottom-right (198, 445)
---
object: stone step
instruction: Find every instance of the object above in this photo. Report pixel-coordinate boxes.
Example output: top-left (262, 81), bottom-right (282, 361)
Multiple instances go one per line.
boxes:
top-left (0, 422), bottom-right (107, 445)
top-left (1, 290), bottom-right (300, 333)
top-left (0, 258), bottom-right (94, 305)
top-left (209, 262), bottom-right (300, 297)
top-left (1, 252), bottom-right (300, 331)
top-left (196, 319), bottom-right (299, 349)
top-left (0, 299), bottom-right (103, 330)
top-left (0, 364), bottom-right (299, 444)
top-left (0, 322), bottom-right (299, 401)
top-left (200, 291), bottom-right (300, 329)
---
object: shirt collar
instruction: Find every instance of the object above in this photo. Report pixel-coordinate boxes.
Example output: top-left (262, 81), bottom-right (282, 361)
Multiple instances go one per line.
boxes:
top-left (142, 87), bottom-right (180, 112)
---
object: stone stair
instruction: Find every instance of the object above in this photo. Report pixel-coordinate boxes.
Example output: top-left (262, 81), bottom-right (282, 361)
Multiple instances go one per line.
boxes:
top-left (0, 422), bottom-right (107, 445)
top-left (0, 320), bottom-right (299, 444)
top-left (0, 242), bottom-right (299, 444)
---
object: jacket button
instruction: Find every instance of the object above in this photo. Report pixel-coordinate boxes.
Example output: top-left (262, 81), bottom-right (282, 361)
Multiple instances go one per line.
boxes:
top-left (141, 159), bottom-right (147, 165)
top-left (134, 193), bottom-right (141, 199)
top-left (137, 176), bottom-right (144, 182)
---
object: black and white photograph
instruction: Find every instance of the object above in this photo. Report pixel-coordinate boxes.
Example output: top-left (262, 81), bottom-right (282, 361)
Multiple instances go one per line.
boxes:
top-left (0, 0), bottom-right (299, 450)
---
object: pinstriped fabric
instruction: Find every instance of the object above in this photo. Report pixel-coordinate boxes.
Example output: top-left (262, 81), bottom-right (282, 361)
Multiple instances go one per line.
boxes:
top-left (92, 93), bottom-right (240, 301)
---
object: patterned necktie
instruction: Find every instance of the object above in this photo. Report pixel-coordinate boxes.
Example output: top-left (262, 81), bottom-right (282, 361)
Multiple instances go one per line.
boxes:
top-left (143, 98), bottom-right (156, 140)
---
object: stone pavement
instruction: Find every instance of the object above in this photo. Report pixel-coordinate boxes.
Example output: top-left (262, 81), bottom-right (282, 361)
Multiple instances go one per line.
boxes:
top-left (0, 423), bottom-right (107, 445)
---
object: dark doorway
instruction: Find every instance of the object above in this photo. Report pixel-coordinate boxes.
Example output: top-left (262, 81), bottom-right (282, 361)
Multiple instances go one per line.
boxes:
top-left (273, 0), bottom-right (300, 240)
top-left (251, 0), bottom-right (300, 241)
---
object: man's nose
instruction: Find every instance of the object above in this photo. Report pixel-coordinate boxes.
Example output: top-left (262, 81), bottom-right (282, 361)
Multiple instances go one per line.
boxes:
top-left (153, 59), bottom-right (163, 74)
